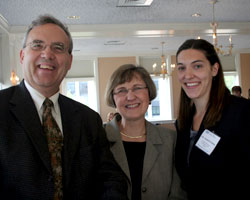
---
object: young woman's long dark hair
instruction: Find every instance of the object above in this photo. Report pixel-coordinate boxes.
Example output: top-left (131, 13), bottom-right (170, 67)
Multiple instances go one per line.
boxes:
top-left (176, 39), bottom-right (230, 132)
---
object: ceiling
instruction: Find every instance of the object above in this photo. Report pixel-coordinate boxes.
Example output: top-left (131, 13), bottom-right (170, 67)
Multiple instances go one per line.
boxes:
top-left (0, 0), bottom-right (250, 57)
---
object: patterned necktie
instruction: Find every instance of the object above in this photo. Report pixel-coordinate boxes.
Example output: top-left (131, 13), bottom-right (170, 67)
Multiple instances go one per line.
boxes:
top-left (42, 98), bottom-right (63, 200)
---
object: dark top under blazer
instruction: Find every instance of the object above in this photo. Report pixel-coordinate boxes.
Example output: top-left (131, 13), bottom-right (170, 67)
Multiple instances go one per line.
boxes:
top-left (0, 80), bottom-right (128, 200)
top-left (175, 95), bottom-right (250, 200)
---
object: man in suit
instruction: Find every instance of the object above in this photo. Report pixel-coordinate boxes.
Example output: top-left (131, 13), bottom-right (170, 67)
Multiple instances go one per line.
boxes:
top-left (0, 14), bottom-right (128, 200)
top-left (232, 85), bottom-right (243, 97)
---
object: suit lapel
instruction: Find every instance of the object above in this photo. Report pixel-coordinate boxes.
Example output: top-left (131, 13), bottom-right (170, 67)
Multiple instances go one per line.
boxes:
top-left (10, 81), bottom-right (51, 172)
top-left (142, 121), bottom-right (162, 183)
top-left (59, 95), bottom-right (81, 187)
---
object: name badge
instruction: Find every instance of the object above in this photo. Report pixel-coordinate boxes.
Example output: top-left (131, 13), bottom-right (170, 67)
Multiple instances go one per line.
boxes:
top-left (195, 129), bottom-right (221, 155)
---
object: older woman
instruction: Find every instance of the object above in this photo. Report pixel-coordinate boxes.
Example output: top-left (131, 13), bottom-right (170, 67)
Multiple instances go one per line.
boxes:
top-left (104, 64), bottom-right (187, 200)
top-left (175, 39), bottom-right (250, 200)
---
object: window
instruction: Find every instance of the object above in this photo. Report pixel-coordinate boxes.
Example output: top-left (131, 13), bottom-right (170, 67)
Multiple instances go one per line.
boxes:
top-left (61, 78), bottom-right (98, 112)
top-left (145, 75), bottom-right (173, 121)
top-left (223, 71), bottom-right (239, 92)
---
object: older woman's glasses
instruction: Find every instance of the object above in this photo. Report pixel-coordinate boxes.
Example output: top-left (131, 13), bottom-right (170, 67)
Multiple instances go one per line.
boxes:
top-left (113, 86), bottom-right (148, 97)
top-left (25, 40), bottom-right (67, 54)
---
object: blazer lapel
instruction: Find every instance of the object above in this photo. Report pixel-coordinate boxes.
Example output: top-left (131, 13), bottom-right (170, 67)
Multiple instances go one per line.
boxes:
top-left (110, 140), bottom-right (131, 180)
top-left (106, 120), bottom-right (131, 181)
top-left (142, 121), bottom-right (162, 183)
top-left (10, 81), bottom-right (51, 172)
top-left (58, 95), bottom-right (81, 187)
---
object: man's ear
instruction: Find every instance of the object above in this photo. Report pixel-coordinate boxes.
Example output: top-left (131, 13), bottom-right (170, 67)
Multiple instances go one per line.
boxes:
top-left (20, 49), bottom-right (24, 64)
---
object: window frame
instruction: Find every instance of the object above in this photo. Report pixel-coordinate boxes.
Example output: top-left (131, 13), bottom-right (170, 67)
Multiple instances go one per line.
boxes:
top-left (223, 71), bottom-right (239, 92)
top-left (145, 75), bottom-right (173, 122)
top-left (61, 77), bottom-right (99, 112)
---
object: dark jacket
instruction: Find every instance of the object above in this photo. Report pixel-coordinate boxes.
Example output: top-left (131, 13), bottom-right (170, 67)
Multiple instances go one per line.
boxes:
top-left (0, 81), bottom-right (128, 200)
top-left (175, 95), bottom-right (250, 200)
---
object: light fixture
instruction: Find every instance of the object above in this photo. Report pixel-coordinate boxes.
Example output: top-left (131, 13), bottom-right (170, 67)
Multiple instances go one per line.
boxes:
top-left (191, 12), bottom-right (202, 42)
top-left (67, 16), bottom-right (80, 20)
top-left (117, 0), bottom-right (154, 7)
top-left (10, 70), bottom-right (19, 86)
top-left (160, 42), bottom-right (167, 79)
top-left (152, 42), bottom-right (175, 78)
top-left (104, 40), bottom-right (126, 45)
top-left (210, 0), bottom-right (233, 56)
top-left (191, 13), bottom-right (201, 18)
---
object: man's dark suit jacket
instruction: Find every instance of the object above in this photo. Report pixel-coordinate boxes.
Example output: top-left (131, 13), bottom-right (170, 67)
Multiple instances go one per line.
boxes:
top-left (0, 81), bottom-right (128, 200)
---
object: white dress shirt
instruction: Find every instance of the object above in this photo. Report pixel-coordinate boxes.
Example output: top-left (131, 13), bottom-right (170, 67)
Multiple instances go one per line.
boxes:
top-left (24, 80), bottom-right (63, 134)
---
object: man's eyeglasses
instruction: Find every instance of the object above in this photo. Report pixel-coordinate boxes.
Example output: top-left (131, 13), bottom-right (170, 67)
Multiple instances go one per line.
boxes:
top-left (113, 86), bottom-right (148, 97)
top-left (25, 40), bottom-right (68, 54)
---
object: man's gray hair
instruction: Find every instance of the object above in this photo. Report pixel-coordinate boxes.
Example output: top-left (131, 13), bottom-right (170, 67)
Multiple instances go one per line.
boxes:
top-left (22, 14), bottom-right (73, 54)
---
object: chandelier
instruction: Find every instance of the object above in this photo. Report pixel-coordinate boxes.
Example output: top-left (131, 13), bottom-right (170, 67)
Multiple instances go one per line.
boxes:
top-left (210, 0), bottom-right (233, 56)
top-left (152, 42), bottom-right (175, 79)
top-left (10, 70), bottom-right (20, 86)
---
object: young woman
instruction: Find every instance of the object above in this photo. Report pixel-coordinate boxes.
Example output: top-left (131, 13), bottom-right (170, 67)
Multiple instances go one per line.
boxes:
top-left (175, 39), bottom-right (250, 200)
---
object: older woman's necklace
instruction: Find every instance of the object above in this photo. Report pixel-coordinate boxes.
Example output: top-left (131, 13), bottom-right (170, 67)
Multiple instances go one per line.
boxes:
top-left (120, 131), bottom-right (146, 139)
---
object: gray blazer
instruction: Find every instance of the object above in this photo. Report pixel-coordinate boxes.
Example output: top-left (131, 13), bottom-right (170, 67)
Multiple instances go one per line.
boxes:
top-left (104, 118), bottom-right (187, 200)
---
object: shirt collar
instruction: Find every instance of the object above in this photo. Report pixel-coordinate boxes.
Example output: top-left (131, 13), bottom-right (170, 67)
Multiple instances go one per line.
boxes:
top-left (24, 80), bottom-right (60, 113)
